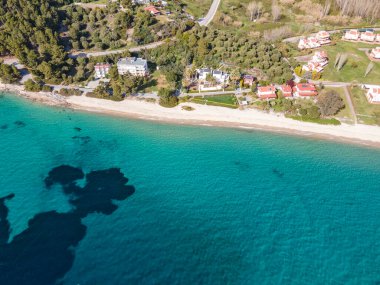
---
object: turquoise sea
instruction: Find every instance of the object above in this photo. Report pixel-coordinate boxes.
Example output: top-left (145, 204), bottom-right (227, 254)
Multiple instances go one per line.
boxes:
top-left (0, 92), bottom-right (380, 285)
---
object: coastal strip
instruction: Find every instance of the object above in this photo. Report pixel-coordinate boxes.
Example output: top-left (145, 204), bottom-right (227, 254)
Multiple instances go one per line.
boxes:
top-left (2, 84), bottom-right (380, 148)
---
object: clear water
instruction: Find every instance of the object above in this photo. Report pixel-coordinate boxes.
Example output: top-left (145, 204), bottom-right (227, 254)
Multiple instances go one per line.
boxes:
top-left (0, 92), bottom-right (379, 285)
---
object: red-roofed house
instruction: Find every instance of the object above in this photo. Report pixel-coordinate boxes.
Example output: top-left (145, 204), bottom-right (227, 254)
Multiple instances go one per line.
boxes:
top-left (257, 86), bottom-right (277, 99)
top-left (144, 6), bottom-right (160, 15)
top-left (361, 31), bottom-right (376, 42)
top-left (243, 75), bottom-right (256, 86)
top-left (95, 63), bottom-right (111, 79)
top-left (344, 29), bottom-right (360, 41)
top-left (279, 85), bottom-right (293, 97)
top-left (293, 83), bottom-right (318, 97)
top-left (370, 47), bottom-right (380, 59)
top-left (366, 87), bottom-right (380, 103)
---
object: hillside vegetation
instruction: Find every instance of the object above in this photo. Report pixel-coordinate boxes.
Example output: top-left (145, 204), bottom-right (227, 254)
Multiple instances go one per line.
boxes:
top-left (209, 0), bottom-right (380, 40)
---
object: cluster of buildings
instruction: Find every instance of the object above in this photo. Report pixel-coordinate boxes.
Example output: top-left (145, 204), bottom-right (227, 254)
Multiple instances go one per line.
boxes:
top-left (344, 29), bottom-right (380, 43)
top-left (94, 57), bottom-right (148, 79)
top-left (257, 83), bottom-right (318, 100)
top-left (298, 31), bottom-right (331, 50)
top-left (302, 51), bottom-right (329, 73)
top-left (197, 68), bottom-right (229, 91)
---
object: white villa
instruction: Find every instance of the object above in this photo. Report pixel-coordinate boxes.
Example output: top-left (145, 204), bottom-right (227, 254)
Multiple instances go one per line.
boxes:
top-left (298, 37), bottom-right (321, 50)
top-left (117, 57), bottom-right (148, 76)
top-left (316, 31), bottom-right (331, 45)
top-left (366, 86), bottom-right (380, 104)
top-left (298, 31), bottom-right (331, 50)
top-left (197, 68), bottom-right (229, 91)
top-left (361, 31), bottom-right (376, 42)
top-left (371, 47), bottom-right (380, 59)
top-left (302, 51), bottom-right (329, 73)
top-left (198, 68), bottom-right (229, 83)
top-left (344, 29), bottom-right (360, 41)
top-left (94, 63), bottom-right (111, 79)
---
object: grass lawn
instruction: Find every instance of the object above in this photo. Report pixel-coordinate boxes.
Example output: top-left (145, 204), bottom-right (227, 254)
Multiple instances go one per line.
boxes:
top-left (191, 95), bottom-right (238, 108)
top-left (142, 71), bottom-right (170, 93)
top-left (320, 41), bottom-right (380, 84)
top-left (349, 86), bottom-right (380, 125)
top-left (181, 0), bottom-right (212, 19)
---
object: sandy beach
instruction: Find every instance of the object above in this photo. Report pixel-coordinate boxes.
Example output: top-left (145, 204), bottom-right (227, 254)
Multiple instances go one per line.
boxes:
top-left (2, 83), bottom-right (380, 147)
top-left (66, 95), bottom-right (380, 147)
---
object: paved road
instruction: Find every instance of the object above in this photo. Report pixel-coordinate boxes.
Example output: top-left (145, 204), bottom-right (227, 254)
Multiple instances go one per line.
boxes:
top-left (342, 86), bottom-right (358, 124)
top-left (69, 41), bottom-right (165, 58)
top-left (199, 0), bottom-right (221, 26)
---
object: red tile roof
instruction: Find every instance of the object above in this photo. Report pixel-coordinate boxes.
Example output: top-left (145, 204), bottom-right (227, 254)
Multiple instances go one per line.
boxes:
top-left (371, 88), bottom-right (380, 94)
top-left (258, 86), bottom-right (276, 93)
top-left (280, 85), bottom-right (293, 96)
top-left (144, 6), bottom-right (160, 14)
top-left (295, 83), bottom-right (317, 91)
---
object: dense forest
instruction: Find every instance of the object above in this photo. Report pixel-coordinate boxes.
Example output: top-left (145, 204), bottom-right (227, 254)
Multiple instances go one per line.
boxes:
top-left (0, 0), bottom-right (71, 83)
top-left (0, 0), bottom-right (191, 84)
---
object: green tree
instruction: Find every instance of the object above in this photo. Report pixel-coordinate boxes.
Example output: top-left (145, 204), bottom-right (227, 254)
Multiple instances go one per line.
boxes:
top-left (317, 90), bottom-right (345, 117)
top-left (24, 79), bottom-right (42, 92)
top-left (0, 63), bottom-right (21, 84)
top-left (158, 88), bottom-right (178, 108)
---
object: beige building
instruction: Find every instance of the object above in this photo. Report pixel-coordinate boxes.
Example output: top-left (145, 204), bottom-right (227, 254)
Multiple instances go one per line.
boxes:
top-left (117, 57), bottom-right (148, 76)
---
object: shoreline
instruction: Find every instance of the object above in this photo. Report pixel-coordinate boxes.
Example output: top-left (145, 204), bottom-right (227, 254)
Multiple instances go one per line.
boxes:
top-left (2, 83), bottom-right (380, 149)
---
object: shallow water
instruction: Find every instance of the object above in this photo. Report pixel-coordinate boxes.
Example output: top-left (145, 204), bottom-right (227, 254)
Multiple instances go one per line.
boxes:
top-left (0, 93), bottom-right (379, 284)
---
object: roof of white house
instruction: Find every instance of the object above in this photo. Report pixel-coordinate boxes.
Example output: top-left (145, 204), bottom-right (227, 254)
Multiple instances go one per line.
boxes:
top-left (118, 57), bottom-right (147, 66)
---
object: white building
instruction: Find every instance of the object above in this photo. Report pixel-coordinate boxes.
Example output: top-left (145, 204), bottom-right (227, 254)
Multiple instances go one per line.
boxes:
top-left (371, 47), bottom-right (380, 59)
top-left (316, 31), bottom-right (331, 45)
top-left (117, 57), bottom-right (148, 76)
top-left (95, 63), bottom-right (111, 79)
top-left (298, 37), bottom-right (321, 50)
top-left (344, 29), bottom-right (360, 41)
top-left (303, 51), bottom-right (329, 73)
top-left (361, 31), bottom-right (376, 42)
top-left (366, 86), bottom-right (380, 103)
top-left (197, 68), bottom-right (229, 84)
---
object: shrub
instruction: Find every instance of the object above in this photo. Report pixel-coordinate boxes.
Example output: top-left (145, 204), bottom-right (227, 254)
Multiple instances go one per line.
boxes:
top-left (24, 79), bottom-right (42, 92)
top-left (158, 88), bottom-right (178, 108)
top-left (42, 85), bottom-right (53, 92)
top-left (182, 106), bottom-right (195, 111)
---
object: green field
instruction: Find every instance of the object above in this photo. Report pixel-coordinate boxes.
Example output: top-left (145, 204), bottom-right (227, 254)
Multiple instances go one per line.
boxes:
top-left (191, 95), bottom-right (238, 108)
top-left (321, 41), bottom-right (380, 84)
top-left (349, 86), bottom-right (380, 125)
top-left (181, 0), bottom-right (212, 19)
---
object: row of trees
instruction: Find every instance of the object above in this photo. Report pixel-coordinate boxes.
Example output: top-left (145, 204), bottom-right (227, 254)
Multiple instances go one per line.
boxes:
top-left (335, 0), bottom-right (380, 21)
